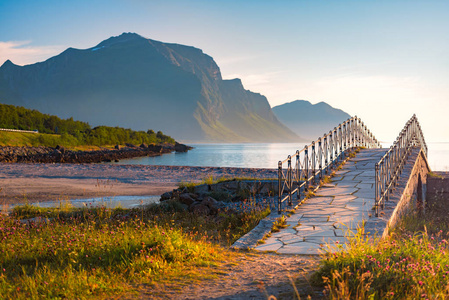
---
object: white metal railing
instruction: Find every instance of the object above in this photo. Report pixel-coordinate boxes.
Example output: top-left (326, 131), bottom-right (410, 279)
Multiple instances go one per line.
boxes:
top-left (374, 114), bottom-right (427, 216)
top-left (278, 116), bottom-right (381, 213)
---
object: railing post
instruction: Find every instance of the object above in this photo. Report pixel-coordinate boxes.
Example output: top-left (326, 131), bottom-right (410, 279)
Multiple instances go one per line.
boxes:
top-left (296, 150), bottom-right (301, 200)
top-left (334, 127), bottom-right (339, 164)
top-left (278, 161), bottom-right (282, 214)
top-left (288, 155), bottom-right (292, 207)
top-left (329, 131), bottom-right (334, 169)
top-left (304, 145), bottom-right (309, 189)
top-left (311, 142), bottom-right (316, 185)
top-left (324, 135), bottom-right (329, 174)
top-left (375, 162), bottom-right (379, 217)
top-left (318, 138), bottom-right (323, 181)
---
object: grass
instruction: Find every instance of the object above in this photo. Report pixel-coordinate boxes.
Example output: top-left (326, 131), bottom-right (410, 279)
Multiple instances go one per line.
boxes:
top-left (178, 176), bottom-right (276, 202)
top-left (0, 131), bottom-right (57, 147)
top-left (0, 131), bottom-right (128, 151)
top-left (0, 199), bottom-right (270, 299)
top-left (179, 176), bottom-right (276, 190)
top-left (311, 211), bottom-right (449, 299)
top-left (271, 215), bottom-right (289, 233)
top-left (0, 130), bottom-right (172, 150)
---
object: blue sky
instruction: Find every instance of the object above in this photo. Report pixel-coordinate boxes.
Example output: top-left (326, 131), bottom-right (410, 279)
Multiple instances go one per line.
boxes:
top-left (1, 0), bottom-right (448, 142)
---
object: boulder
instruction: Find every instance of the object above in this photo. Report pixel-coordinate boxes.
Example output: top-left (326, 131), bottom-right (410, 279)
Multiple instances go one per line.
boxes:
top-left (222, 181), bottom-right (239, 191)
top-left (174, 142), bottom-right (192, 152)
top-left (179, 193), bottom-right (195, 206)
top-left (147, 145), bottom-right (163, 153)
top-left (201, 196), bottom-right (220, 215)
top-left (201, 196), bottom-right (218, 209)
top-left (193, 184), bottom-right (210, 194)
top-left (55, 145), bottom-right (66, 154)
top-left (160, 191), bottom-right (173, 201)
top-left (140, 143), bottom-right (148, 149)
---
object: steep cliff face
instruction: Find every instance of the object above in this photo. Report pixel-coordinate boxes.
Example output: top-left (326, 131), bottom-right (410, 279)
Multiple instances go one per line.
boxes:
top-left (0, 33), bottom-right (298, 142)
top-left (272, 100), bottom-right (351, 140)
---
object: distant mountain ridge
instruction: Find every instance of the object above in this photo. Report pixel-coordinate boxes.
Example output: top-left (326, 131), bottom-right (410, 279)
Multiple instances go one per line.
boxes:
top-left (272, 100), bottom-right (351, 140)
top-left (0, 32), bottom-right (299, 143)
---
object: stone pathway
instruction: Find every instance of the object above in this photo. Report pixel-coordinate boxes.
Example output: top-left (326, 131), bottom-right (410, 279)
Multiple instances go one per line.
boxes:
top-left (245, 148), bottom-right (388, 255)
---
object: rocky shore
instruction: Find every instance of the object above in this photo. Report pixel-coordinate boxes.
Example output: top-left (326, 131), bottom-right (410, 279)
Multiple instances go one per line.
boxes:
top-left (0, 142), bottom-right (192, 164)
top-left (159, 179), bottom-right (278, 216)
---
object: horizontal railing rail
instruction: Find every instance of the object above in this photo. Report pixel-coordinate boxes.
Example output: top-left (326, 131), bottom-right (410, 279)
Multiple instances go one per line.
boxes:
top-left (374, 114), bottom-right (427, 216)
top-left (278, 116), bottom-right (381, 213)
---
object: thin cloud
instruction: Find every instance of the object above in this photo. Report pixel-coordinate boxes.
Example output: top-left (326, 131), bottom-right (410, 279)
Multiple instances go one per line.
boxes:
top-left (0, 41), bottom-right (64, 66)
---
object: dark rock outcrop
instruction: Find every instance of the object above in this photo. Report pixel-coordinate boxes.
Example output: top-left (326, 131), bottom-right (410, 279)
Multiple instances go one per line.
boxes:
top-left (174, 142), bottom-right (193, 152)
top-left (0, 143), bottom-right (185, 163)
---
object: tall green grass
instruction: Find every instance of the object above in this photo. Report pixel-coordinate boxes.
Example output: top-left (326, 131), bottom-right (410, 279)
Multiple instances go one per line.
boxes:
top-left (312, 213), bottom-right (449, 299)
top-left (1, 200), bottom-right (270, 299)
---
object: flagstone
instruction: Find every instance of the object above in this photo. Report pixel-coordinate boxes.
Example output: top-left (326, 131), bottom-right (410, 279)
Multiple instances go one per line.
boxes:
top-left (315, 187), bottom-right (358, 196)
top-left (254, 238), bottom-right (283, 252)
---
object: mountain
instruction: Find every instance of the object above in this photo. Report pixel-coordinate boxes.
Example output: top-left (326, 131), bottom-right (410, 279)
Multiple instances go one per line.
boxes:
top-left (0, 33), bottom-right (299, 143)
top-left (272, 100), bottom-right (351, 141)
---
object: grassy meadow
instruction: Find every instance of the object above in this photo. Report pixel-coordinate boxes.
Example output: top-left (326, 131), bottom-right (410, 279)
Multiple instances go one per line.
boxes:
top-left (312, 211), bottom-right (449, 299)
top-left (0, 200), bottom-right (270, 299)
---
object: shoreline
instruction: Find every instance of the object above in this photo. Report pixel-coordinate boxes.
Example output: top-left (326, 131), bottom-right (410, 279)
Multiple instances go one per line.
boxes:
top-left (0, 143), bottom-right (192, 164)
top-left (0, 163), bottom-right (277, 206)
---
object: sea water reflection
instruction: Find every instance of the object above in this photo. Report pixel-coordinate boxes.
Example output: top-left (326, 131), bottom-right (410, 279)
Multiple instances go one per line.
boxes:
top-left (116, 143), bottom-right (302, 169)
top-left (116, 142), bottom-right (449, 171)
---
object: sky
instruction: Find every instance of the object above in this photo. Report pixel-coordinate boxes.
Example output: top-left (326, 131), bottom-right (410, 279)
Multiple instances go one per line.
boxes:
top-left (0, 0), bottom-right (448, 143)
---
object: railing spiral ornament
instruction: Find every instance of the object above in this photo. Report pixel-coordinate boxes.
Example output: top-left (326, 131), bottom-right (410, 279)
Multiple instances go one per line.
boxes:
top-left (277, 116), bottom-right (381, 213)
top-left (374, 114), bottom-right (427, 217)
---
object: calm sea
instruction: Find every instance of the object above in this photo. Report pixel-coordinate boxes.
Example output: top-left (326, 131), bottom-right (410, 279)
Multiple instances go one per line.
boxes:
top-left (115, 142), bottom-right (449, 171)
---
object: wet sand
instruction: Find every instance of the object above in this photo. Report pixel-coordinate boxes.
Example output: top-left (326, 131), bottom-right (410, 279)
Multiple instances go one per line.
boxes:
top-left (0, 163), bottom-right (277, 205)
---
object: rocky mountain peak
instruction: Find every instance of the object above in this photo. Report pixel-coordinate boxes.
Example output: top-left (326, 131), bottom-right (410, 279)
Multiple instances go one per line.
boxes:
top-left (0, 33), bottom-right (298, 142)
top-left (0, 59), bottom-right (16, 68)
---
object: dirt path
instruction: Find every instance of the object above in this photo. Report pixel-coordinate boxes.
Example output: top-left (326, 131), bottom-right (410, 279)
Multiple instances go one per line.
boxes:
top-left (137, 252), bottom-right (324, 300)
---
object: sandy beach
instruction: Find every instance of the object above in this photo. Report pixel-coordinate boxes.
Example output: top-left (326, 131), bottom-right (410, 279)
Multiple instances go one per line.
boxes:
top-left (0, 162), bottom-right (277, 205)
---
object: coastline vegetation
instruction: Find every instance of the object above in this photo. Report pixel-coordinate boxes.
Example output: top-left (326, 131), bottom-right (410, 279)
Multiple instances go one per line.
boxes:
top-left (0, 103), bottom-right (175, 148)
top-left (0, 199), bottom-right (270, 299)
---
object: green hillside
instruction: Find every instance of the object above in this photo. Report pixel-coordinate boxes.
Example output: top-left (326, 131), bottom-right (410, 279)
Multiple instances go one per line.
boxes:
top-left (0, 103), bottom-right (175, 147)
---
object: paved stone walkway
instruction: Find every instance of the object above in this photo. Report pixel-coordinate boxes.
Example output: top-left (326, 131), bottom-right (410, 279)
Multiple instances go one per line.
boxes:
top-left (251, 148), bottom-right (387, 255)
